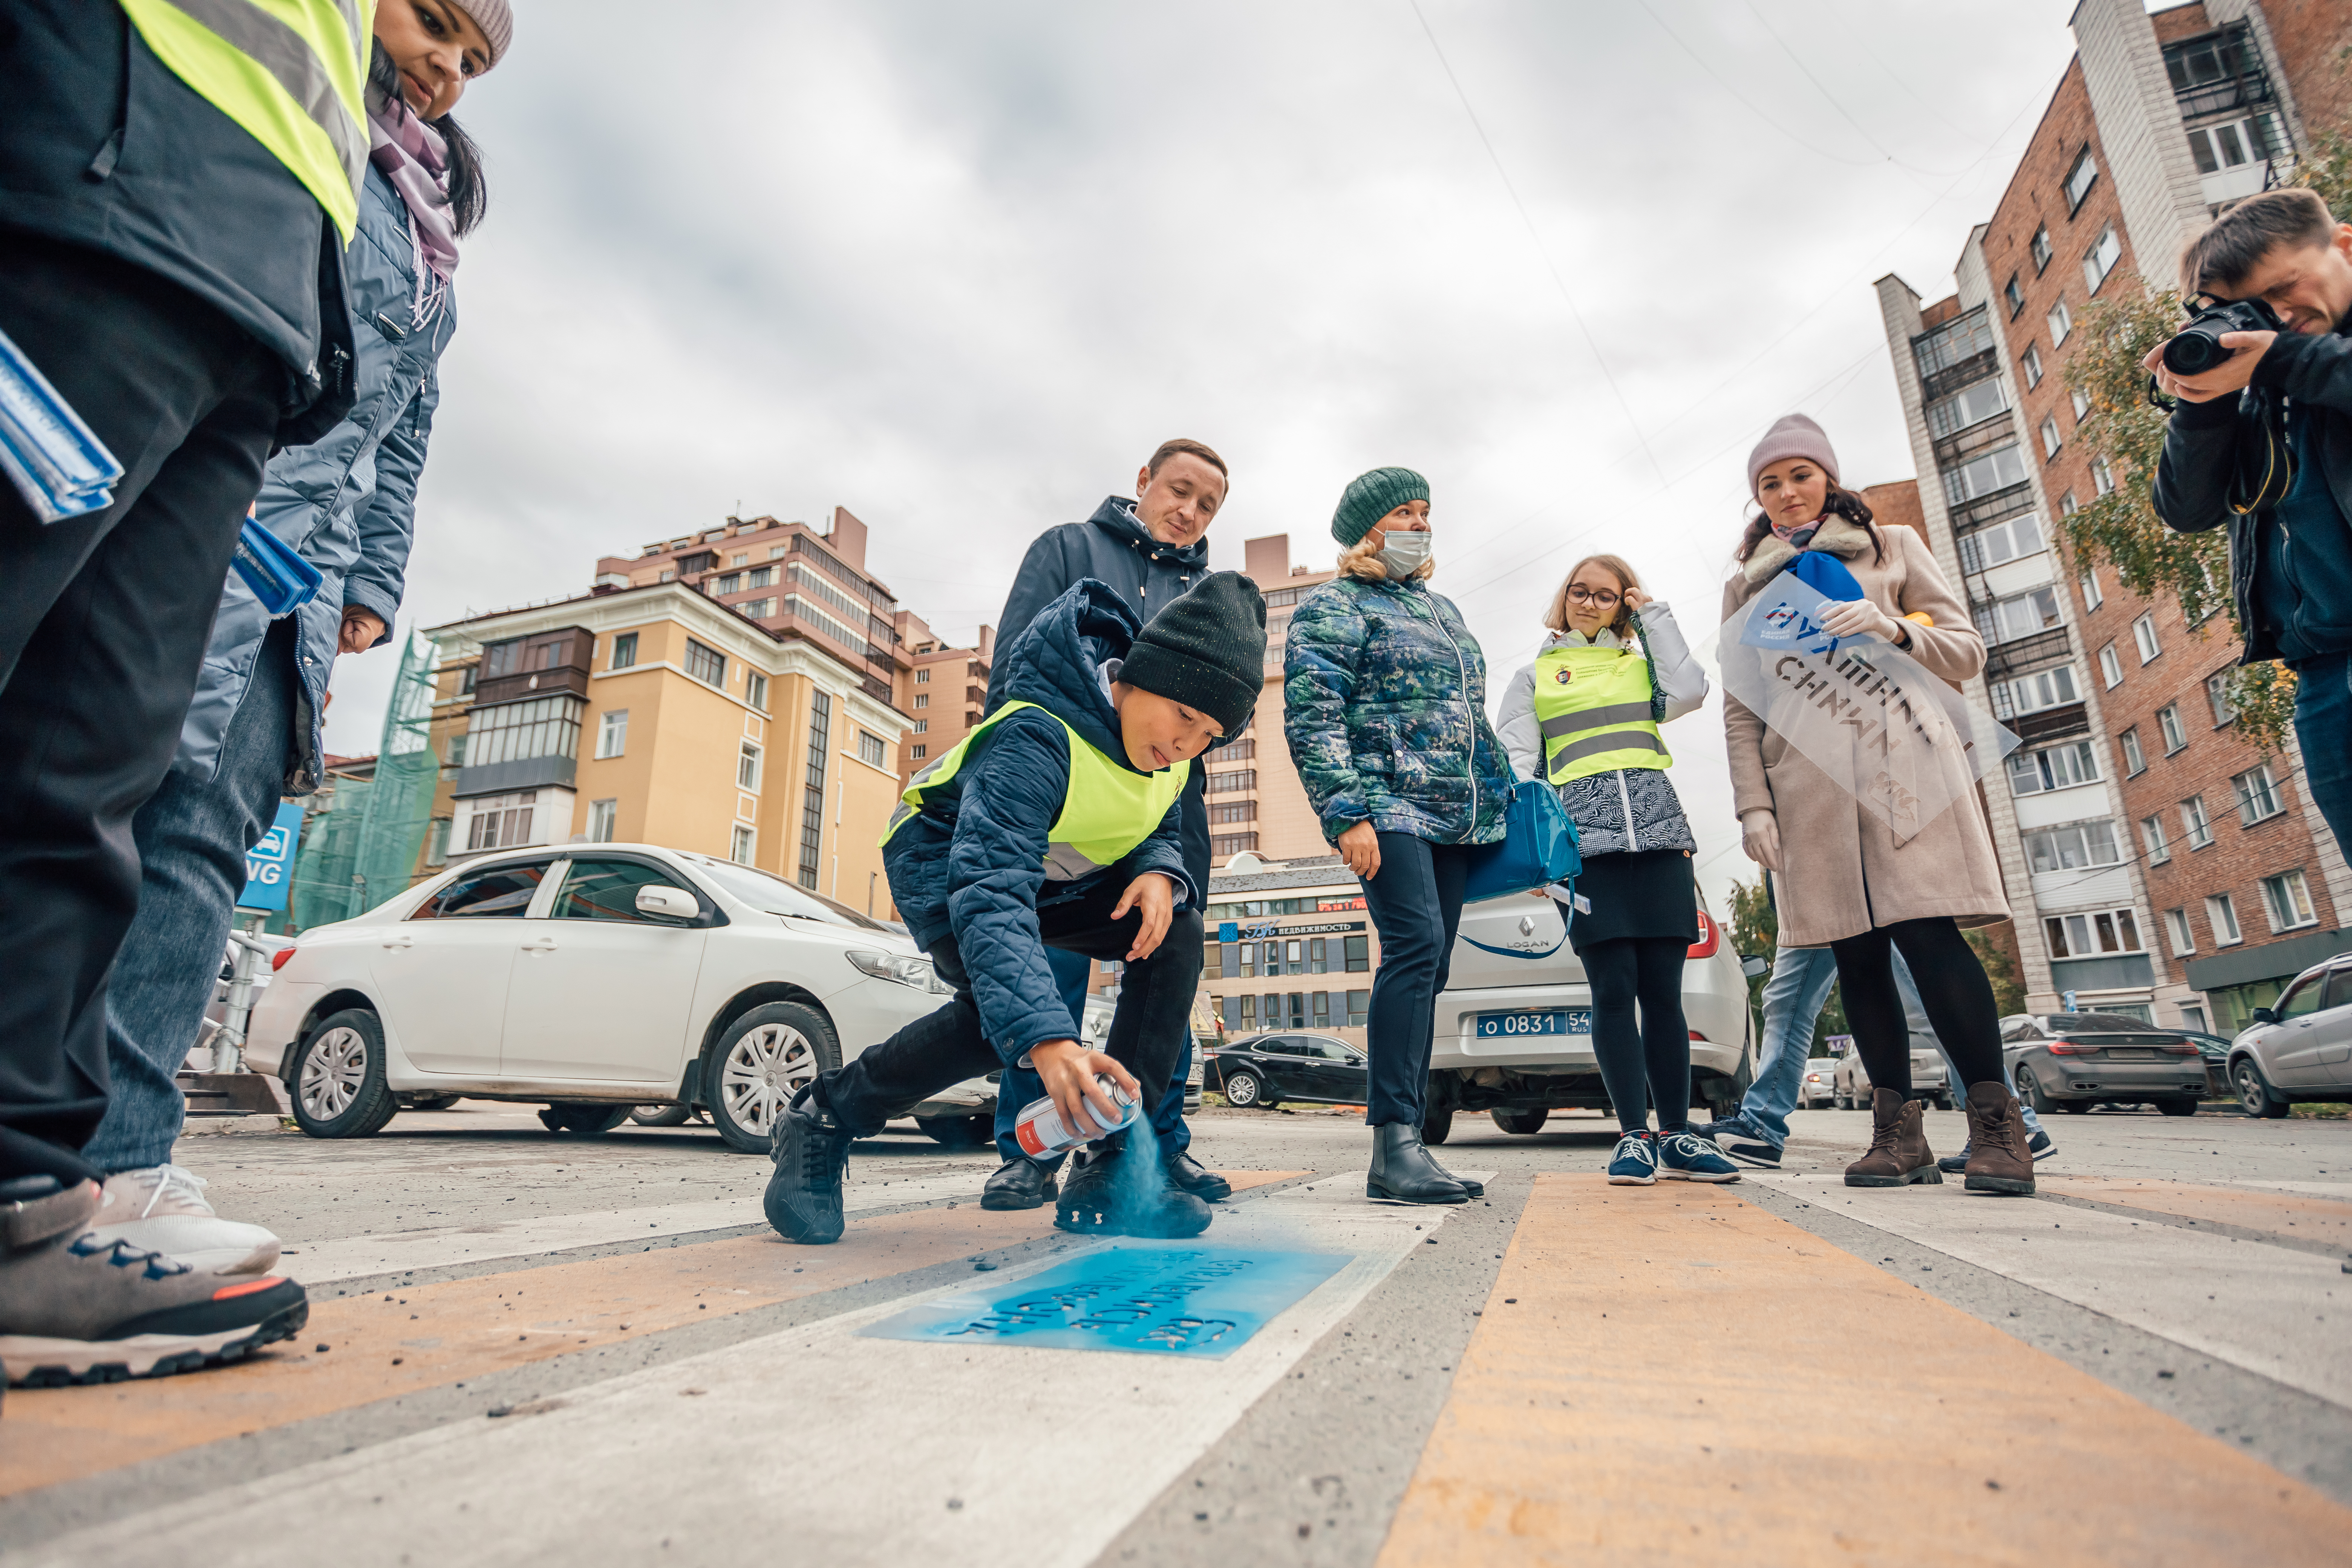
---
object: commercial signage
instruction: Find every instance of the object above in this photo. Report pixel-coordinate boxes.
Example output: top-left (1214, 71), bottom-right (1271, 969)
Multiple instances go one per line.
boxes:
top-left (236, 802), bottom-right (304, 914)
top-left (1217, 919), bottom-right (1367, 943)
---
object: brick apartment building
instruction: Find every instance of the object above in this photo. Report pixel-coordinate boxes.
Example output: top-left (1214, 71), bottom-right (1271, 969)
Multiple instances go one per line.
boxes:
top-left (1873, 0), bottom-right (2352, 1031)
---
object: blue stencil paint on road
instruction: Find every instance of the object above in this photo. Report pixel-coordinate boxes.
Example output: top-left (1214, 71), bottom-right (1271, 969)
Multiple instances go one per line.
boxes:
top-left (860, 1245), bottom-right (1351, 1360)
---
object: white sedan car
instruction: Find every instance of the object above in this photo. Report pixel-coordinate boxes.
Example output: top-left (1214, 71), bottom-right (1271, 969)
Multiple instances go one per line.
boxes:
top-left (247, 844), bottom-right (951, 1153)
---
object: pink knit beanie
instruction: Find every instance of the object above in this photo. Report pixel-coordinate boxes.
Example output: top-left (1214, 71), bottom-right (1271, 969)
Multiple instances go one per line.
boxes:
top-left (448, 0), bottom-right (514, 69)
top-left (1746, 413), bottom-right (1839, 498)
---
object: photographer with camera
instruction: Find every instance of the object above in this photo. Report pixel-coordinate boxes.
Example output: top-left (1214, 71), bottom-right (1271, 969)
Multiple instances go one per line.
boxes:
top-left (2150, 189), bottom-right (2352, 851)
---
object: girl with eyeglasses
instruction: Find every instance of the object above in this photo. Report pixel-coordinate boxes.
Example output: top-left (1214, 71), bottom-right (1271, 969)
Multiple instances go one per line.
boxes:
top-left (1497, 557), bottom-right (1736, 1185)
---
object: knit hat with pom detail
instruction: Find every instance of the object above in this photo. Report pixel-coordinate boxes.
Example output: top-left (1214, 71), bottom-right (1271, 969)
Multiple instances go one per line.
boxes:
top-left (1331, 467), bottom-right (1430, 548)
top-left (1117, 572), bottom-right (1267, 740)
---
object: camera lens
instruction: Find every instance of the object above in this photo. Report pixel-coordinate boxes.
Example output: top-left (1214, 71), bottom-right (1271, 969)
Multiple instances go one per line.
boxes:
top-left (2162, 326), bottom-right (2230, 377)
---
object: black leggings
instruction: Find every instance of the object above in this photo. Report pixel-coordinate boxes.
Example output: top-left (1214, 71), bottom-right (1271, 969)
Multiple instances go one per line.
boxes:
top-left (1581, 936), bottom-right (1692, 1134)
top-left (1828, 917), bottom-right (2004, 1095)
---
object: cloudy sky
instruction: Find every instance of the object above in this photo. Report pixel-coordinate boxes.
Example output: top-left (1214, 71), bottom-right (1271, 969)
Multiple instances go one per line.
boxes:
top-left (332, 0), bottom-right (2097, 911)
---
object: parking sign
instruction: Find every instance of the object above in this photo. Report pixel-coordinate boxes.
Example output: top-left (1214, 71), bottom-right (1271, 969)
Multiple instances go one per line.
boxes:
top-left (237, 801), bottom-right (304, 914)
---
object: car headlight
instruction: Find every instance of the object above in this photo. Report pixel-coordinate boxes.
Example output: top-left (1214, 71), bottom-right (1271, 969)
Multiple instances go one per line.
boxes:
top-left (847, 949), bottom-right (952, 994)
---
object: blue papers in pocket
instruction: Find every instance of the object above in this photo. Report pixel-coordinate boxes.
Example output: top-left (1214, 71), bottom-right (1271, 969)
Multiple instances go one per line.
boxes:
top-left (232, 517), bottom-right (324, 617)
top-left (0, 327), bottom-right (124, 523)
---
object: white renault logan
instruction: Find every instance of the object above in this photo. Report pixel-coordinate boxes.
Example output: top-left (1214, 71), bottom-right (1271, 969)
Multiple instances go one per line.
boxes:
top-left (247, 844), bottom-right (952, 1152)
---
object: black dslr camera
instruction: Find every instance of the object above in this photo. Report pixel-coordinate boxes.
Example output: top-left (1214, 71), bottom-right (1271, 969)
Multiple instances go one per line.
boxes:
top-left (2162, 296), bottom-right (2283, 375)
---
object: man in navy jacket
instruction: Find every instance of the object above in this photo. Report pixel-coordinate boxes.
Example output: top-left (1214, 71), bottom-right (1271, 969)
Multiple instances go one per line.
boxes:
top-left (980, 440), bottom-right (1232, 1211)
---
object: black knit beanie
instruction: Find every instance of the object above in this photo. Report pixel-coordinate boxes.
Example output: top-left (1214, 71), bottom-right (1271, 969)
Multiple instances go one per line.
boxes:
top-left (1118, 572), bottom-right (1266, 738)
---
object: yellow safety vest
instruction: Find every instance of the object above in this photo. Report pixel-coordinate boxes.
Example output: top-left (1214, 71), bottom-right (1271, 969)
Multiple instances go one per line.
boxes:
top-left (1531, 645), bottom-right (1670, 784)
top-left (882, 701), bottom-right (1187, 882)
top-left (122, 0), bottom-right (371, 240)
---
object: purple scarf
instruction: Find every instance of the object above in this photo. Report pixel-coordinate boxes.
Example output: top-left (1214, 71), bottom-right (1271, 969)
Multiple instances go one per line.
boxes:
top-left (366, 88), bottom-right (458, 323)
top-left (1770, 516), bottom-right (1823, 550)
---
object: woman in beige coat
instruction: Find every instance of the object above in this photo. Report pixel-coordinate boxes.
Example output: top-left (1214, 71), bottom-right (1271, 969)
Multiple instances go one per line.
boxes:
top-left (1721, 414), bottom-right (2036, 1196)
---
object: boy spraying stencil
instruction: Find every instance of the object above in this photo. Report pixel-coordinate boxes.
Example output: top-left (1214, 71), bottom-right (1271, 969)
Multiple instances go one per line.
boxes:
top-left (764, 575), bottom-right (1266, 1243)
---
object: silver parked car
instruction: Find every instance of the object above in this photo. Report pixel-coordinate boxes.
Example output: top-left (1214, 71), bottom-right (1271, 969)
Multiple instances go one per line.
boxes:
top-left (1830, 1047), bottom-right (1950, 1110)
top-left (2000, 1012), bottom-right (2209, 1116)
top-left (2228, 957), bottom-right (2352, 1119)
top-left (1797, 1058), bottom-right (1838, 1109)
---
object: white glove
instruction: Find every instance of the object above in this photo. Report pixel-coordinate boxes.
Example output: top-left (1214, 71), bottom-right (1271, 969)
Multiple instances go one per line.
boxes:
top-left (1740, 808), bottom-right (1783, 871)
top-left (1816, 597), bottom-right (1903, 645)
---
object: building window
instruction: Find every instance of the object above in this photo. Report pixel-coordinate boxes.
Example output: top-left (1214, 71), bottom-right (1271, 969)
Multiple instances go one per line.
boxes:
top-left (2261, 870), bottom-right (2318, 931)
top-left (1958, 511), bottom-right (2044, 573)
top-left (2205, 892), bottom-right (2242, 946)
top-left (741, 598), bottom-right (775, 620)
top-left (588, 798), bottom-right (617, 842)
top-left (1211, 832), bottom-right (1260, 858)
top-left (2003, 273), bottom-right (2024, 317)
top-left (2070, 386), bottom-right (2092, 422)
top-left (425, 817), bottom-right (452, 866)
top-left (2081, 224), bottom-right (2122, 292)
top-left (731, 825), bottom-right (755, 865)
top-left (2098, 644), bottom-right (2123, 689)
top-left (1992, 664), bottom-right (2079, 720)
top-left (596, 708), bottom-right (628, 760)
top-left (2158, 703), bottom-right (2186, 753)
top-left (2060, 489), bottom-right (2079, 516)
top-left (611, 632), bottom-right (637, 670)
top-left (912, 719), bottom-right (927, 734)
top-left (748, 566), bottom-right (774, 589)
top-left (446, 732), bottom-right (468, 768)
top-left (2046, 297), bottom-right (2073, 347)
top-left (2178, 1003), bottom-right (2208, 1032)
top-left (2180, 795), bottom-right (2213, 849)
top-left (858, 730), bottom-right (885, 767)
top-left (913, 693), bottom-right (929, 709)
top-left (2008, 741), bottom-right (2100, 796)
top-left (2040, 414), bottom-right (2063, 458)
top-left (2030, 224), bottom-right (2052, 273)
top-left (2164, 908), bottom-right (2195, 956)
top-left (2120, 727), bottom-right (2145, 775)
top-left (459, 663), bottom-right (479, 695)
top-left (2139, 814), bottom-right (2169, 864)
top-left (2079, 567), bottom-right (2101, 609)
top-left (1345, 935), bottom-right (1370, 972)
top-left (1942, 443), bottom-right (2029, 507)
top-left (2133, 615), bottom-right (2161, 665)
top-left (2045, 908), bottom-right (2142, 958)
top-left (2204, 671), bottom-right (2234, 727)
top-left (738, 740), bottom-right (763, 792)
top-left (2232, 764), bottom-right (2283, 825)
top-left (769, 545), bottom-right (787, 560)
top-left (2187, 117), bottom-right (2271, 175)
top-left (1210, 800), bottom-right (1257, 824)
top-left (799, 692), bottom-right (830, 890)
top-left (1925, 378), bottom-right (2008, 437)
top-left (468, 694), bottom-right (582, 767)
top-left (911, 744), bottom-right (927, 760)
top-left (685, 638), bottom-right (725, 687)
top-left (1346, 989), bottom-right (1371, 1027)
top-left (730, 553), bottom-right (747, 568)
top-left (464, 790), bottom-right (537, 852)
top-left (2021, 343), bottom-right (2044, 389)
top-left (1206, 769), bottom-right (1257, 794)
top-left (746, 672), bottom-right (769, 712)
top-left (658, 569), bottom-right (675, 583)
top-left (1208, 735), bottom-right (1257, 764)
top-left (1974, 586), bottom-right (2060, 645)
top-left (2092, 456), bottom-right (2115, 495)
top-left (2063, 147), bottom-right (2098, 211)
top-left (915, 668), bottom-right (929, 684)
top-left (2023, 818), bottom-right (2120, 872)
top-left (715, 573), bottom-right (741, 596)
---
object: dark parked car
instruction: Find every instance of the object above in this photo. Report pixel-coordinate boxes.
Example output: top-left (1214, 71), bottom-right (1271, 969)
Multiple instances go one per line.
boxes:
top-left (2175, 1030), bottom-right (2239, 1101)
top-left (2227, 956), bottom-right (2352, 1119)
top-left (1205, 1033), bottom-right (1368, 1109)
top-left (1999, 1012), bottom-right (2209, 1116)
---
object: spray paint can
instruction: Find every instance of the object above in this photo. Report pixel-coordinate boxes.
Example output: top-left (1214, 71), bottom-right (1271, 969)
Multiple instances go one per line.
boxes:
top-left (1014, 1075), bottom-right (1138, 1158)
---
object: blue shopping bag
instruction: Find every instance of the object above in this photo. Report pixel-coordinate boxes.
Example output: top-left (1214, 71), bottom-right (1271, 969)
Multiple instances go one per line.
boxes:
top-left (1462, 779), bottom-right (1581, 905)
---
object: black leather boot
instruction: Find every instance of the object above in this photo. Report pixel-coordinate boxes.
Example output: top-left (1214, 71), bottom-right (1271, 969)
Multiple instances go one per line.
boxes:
top-left (1367, 1122), bottom-right (1468, 1205)
top-left (980, 1156), bottom-right (1058, 1211)
top-left (1163, 1149), bottom-right (1232, 1202)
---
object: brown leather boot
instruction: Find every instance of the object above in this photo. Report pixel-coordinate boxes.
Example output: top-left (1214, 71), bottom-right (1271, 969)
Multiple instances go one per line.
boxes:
top-left (1844, 1089), bottom-right (1941, 1187)
top-left (1962, 1081), bottom-right (2035, 1195)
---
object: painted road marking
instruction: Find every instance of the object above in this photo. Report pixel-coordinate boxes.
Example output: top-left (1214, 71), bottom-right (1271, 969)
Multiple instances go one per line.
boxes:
top-left (1379, 1174), bottom-right (2352, 1565)
top-left (2039, 1173), bottom-right (2352, 1249)
top-left (1757, 1173), bottom-right (2352, 1408)
top-left (16, 1173), bottom-right (1461, 1568)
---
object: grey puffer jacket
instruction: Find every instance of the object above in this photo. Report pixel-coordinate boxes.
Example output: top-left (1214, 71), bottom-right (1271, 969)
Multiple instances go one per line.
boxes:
top-left (1495, 602), bottom-right (1708, 857)
top-left (175, 158), bottom-right (453, 794)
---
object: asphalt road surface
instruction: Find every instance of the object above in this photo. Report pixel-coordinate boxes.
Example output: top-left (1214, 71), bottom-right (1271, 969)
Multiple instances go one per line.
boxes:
top-left (4, 1101), bottom-right (2347, 1565)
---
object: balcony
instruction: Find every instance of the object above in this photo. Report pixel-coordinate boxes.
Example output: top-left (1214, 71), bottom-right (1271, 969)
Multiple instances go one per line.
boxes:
top-left (1919, 346), bottom-right (1999, 407)
top-left (1949, 481), bottom-right (2035, 533)
top-left (2167, 25), bottom-right (2274, 120)
top-left (474, 626), bottom-right (593, 709)
top-left (2047, 952), bottom-right (2154, 991)
top-left (1931, 412), bottom-right (2018, 475)
top-left (1984, 626), bottom-right (2072, 679)
top-left (2012, 702), bottom-right (2090, 746)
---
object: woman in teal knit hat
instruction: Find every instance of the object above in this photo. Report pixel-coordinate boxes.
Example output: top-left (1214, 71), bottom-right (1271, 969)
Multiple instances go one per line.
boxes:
top-left (1283, 468), bottom-right (1517, 1204)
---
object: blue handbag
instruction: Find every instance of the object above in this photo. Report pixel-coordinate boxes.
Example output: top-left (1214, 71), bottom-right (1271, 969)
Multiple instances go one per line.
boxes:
top-left (1462, 780), bottom-right (1581, 905)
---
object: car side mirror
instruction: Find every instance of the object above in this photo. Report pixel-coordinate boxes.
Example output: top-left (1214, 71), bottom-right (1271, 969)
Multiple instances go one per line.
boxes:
top-left (2251, 1006), bottom-right (2280, 1027)
top-left (1740, 954), bottom-right (1770, 979)
top-left (635, 885), bottom-right (700, 922)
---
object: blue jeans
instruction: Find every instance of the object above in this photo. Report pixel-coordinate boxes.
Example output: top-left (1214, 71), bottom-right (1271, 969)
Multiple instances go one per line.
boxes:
top-left (83, 623), bottom-right (296, 1173)
top-left (2292, 652), bottom-right (2352, 857)
top-left (992, 945), bottom-right (1191, 1165)
top-left (1730, 943), bottom-right (2041, 1149)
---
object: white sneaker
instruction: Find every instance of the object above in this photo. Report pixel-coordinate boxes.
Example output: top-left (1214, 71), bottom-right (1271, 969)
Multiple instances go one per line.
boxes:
top-left (87, 1166), bottom-right (280, 1275)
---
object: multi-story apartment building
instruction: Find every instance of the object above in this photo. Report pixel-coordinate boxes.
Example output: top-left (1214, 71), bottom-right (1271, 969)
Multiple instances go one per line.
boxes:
top-left (1873, 0), bottom-right (2351, 1029)
top-left (891, 608), bottom-right (993, 787)
top-left (1205, 533), bottom-right (1344, 864)
top-left (1198, 854), bottom-right (1375, 1050)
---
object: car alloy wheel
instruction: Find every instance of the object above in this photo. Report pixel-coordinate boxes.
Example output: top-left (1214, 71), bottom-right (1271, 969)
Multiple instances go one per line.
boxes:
top-left (1222, 1070), bottom-right (1262, 1107)
top-left (300, 1026), bottom-right (367, 1122)
top-left (2234, 1059), bottom-right (2289, 1120)
top-left (288, 1008), bottom-right (400, 1139)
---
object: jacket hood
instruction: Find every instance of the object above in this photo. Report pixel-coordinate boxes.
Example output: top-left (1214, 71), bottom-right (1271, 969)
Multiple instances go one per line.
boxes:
top-left (1740, 516), bottom-right (1877, 586)
top-left (997, 578), bottom-right (1146, 773)
top-left (1088, 496), bottom-right (1210, 571)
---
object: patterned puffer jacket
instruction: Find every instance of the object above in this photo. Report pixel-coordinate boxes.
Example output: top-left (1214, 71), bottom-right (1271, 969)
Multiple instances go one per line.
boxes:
top-left (1283, 574), bottom-right (1516, 847)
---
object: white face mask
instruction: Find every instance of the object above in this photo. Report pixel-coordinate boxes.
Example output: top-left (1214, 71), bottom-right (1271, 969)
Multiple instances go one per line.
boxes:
top-left (1377, 528), bottom-right (1432, 579)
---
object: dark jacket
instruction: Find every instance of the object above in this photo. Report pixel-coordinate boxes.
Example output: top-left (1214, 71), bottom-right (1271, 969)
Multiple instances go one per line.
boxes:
top-left (1283, 573), bottom-right (1516, 847)
top-left (178, 162), bottom-right (454, 795)
top-left (0, 0), bottom-right (355, 443)
top-left (987, 496), bottom-right (1213, 888)
top-left (2154, 323), bottom-right (2352, 665)
top-left (885, 580), bottom-right (1194, 1065)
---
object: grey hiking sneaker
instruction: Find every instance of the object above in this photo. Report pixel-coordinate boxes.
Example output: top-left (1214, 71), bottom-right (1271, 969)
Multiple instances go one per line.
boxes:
top-left (2, 1176), bottom-right (308, 1387)
top-left (764, 1091), bottom-right (854, 1244)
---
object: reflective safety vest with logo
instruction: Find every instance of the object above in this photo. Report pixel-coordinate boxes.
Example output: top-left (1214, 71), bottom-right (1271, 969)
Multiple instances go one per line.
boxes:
top-left (881, 701), bottom-right (1186, 882)
top-left (1531, 645), bottom-right (1669, 784)
top-left (121, 0), bottom-right (372, 240)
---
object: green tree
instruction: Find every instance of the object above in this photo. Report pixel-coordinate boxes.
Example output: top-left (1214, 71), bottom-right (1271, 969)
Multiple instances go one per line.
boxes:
top-left (1727, 874), bottom-right (1845, 1056)
top-left (1966, 928), bottom-right (2028, 1017)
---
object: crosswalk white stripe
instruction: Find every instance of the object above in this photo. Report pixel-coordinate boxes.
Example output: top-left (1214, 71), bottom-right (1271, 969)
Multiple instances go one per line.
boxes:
top-left (1757, 1174), bottom-right (2352, 1407)
top-left (25, 1177), bottom-right (1486, 1568)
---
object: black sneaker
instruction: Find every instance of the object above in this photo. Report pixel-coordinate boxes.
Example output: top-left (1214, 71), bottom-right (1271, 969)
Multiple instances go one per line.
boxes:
top-left (1055, 1142), bottom-right (1211, 1238)
top-left (981, 1156), bottom-right (1059, 1211)
top-left (1937, 1144), bottom-right (1970, 1175)
top-left (764, 1092), bottom-right (854, 1244)
top-left (1161, 1149), bottom-right (1231, 1203)
top-left (1697, 1119), bottom-right (1783, 1168)
top-left (2027, 1128), bottom-right (2056, 1162)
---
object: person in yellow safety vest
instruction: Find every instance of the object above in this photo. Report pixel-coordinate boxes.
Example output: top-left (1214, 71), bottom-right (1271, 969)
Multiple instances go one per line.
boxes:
top-left (1496, 554), bottom-right (1739, 1188)
top-left (764, 576), bottom-right (1268, 1248)
top-left (0, 0), bottom-right (499, 1388)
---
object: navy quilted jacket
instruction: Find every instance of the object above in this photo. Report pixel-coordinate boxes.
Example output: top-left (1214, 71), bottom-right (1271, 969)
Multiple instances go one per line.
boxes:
top-left (883, 579), bottom-right (1194, 1064)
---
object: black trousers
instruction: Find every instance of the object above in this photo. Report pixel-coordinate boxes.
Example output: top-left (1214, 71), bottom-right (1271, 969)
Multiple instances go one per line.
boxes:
top-left (1357, 833), bottom-right (1474, 1127)
top-left (0, 235), bottom-right (283, 1184)
top-left (816, 870), bottom-right (1205, 1139)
